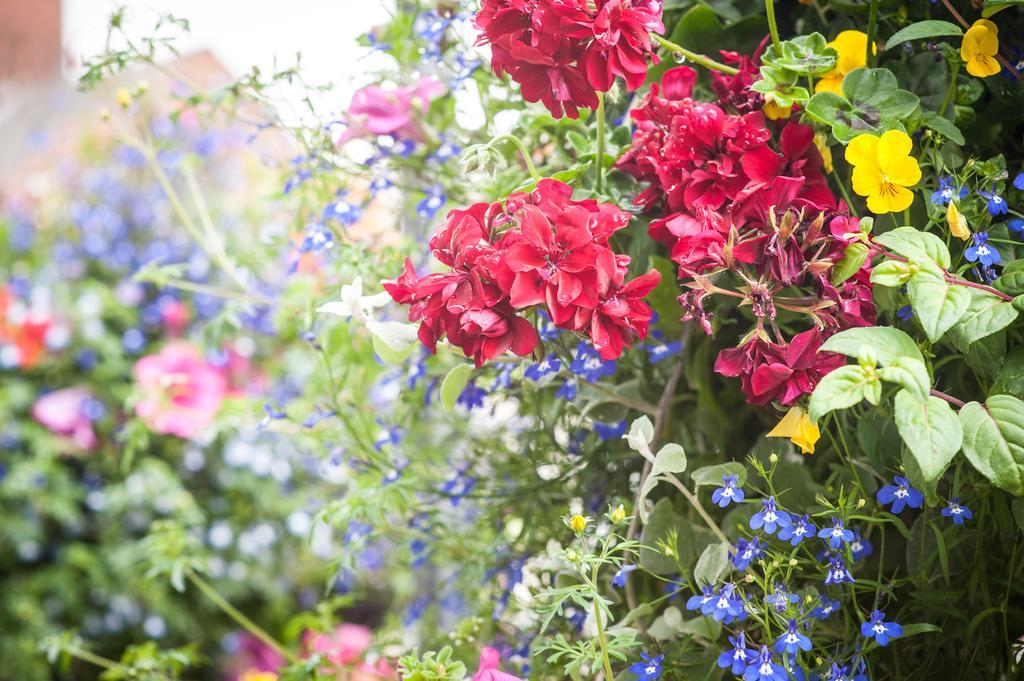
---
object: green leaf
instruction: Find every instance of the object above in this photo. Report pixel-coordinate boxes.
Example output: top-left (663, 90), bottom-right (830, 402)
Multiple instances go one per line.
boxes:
top-left (372, 334), bottom-right (412, 364)
top-left (869, 259), bottom-right (912, 287)
top-left (820, 326), bottom-right (924, 366)
top-left (875, 227), bottom-right (951, 268)
top-left (626, 415), bottom-right (656, 454)
top-left (959, 396), bottom-right (1024, 496)
top-left (691, 462), bottom-right (748, 487)
top-left (994, 270), bottom-right (1024, 296)
top-left (640, 499), bottom-right (682, 574)
top-left (651, 443), bottom-right (687, 476)
top-left (918, 111), bottom-right (965, 146)
top-left (804, 68), bottom-right (920, 143)
top-left (808, 365), bottom-right (879, 421)
top-left (693, 542), bottom-right (731, 587)
top-left (907, 270), bottom-right (971, 342)
top-left (440, 364), bottom-right (473, 412)
top-left (648, 5), bottom-right (722, 83)
top-left (946, 289), bottom-right (1019, 348)
top-left (833, 242), bottom-right (871, 285)
top-left (982, 0), bottom-right (1024, 17)
top-left (647, 255), bottom-right (684, 335)
top-left (893, 390), bottom-right (963, 483)
top-left (991, 346), bottom-right (1024, 399)
top-left (885, 20), bottom-right (963, 49)
top-left (761, 33), bottom-right (837, 75)
top-left (879, 357), bottom-right (931, 399)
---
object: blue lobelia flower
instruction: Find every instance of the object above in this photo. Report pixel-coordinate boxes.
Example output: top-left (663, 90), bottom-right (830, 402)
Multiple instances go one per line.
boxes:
top-left (594, 419), bottom-right (627, 441)
top-left (930, 175), bottom-right (967, 205)
top-left (703, 583), bottom-right (746, 624)
top-left (750, 496), bottom-right (791, 535)
top-left (712, 474), bottom-right (745, 508)
top-left (628, 652), bottom-right (664, 681)
top-left (556, 377), bottom-right (578, 401)
top-left (765, 584), bottom-right (799, 613)
top-left (1010, 218), bottom-right (1024, 236)
top-left (850, 530), bottom-right (874, 561)
top-left (743, 646), bottom-right (787, 681)
top-left (861, 609), bottom-right (903, 646)
top-left (965, 232), bottom-right (1000, 267)
top-left (778, 514), bottom-right (816, 546)
top-left (819, 518), bottom-right (855, 549)
top-left (416, 185), bottom-right (446, 220)
top-left (646, 338), bottom-right (683, 364)
top-left (774, 619), bottom-right (812, 655)
top-left (524, 356), bottom-right (561, 382)
top-left (825, 555), bottom-right (855, 585)
top-left (731, 536), bottom-right (766, 570)
top-left (569, 342), bottom-right (617, 382)
top-left (718, 631), bottom-right (755, 675)
top-left (941, 496), bottom-right (974, 524)
top-left (978, 184), bottom-right (1008, 215)
top-left (456, 381), bottom-right (487, 410)
top-left (877, 475), bottom-right (923, 513)
top-left (686, 585), bottom-right (715, 612)
top-left (611, 563), bottom-right (638, 588)
top-left (1015, 171), bottom-right (1024, 190)
top-left (810, 596), bottom-right (841, 620)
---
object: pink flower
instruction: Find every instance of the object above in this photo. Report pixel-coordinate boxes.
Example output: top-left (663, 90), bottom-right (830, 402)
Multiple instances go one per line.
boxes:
top-left (305, 623), bottom-right (374, 668)
top-left (338, 77), bottom-right (446, 144)
top-left (133, 343), bottom-right (228, 439)
top-left (223, 632), bottom-right (285, 681)
top-left (31, 387), bottom-right (97, 452)
top-left (352, 659), bottom-right (396, 681)
top-left (160, 298), bottom-right (190, 336)
top-left (473, 647), bottom-right (524, 681)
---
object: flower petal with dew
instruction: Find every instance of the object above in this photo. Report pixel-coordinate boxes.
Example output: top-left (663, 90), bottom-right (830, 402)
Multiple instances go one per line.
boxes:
top-left (766, 407), bottom-right (820, 454)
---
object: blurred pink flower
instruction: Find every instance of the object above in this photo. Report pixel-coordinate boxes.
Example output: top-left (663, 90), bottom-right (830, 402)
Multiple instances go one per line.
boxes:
top-left (473, 647), bottom-right (523, 681)
top-left (223, 632), bottom-right (285, 681)
top-left (305, 623), bottom-right (374, 667)
top-left (352, 658), bottom-right (396, 681)
top-left (338, 77), bottom-right (445, 144)
top-left (133, 343), bottom-right (227, 439)
top-left (160, 298), bottom-right (191, 336)
top-left (31, 386), bottom-right (97, 451)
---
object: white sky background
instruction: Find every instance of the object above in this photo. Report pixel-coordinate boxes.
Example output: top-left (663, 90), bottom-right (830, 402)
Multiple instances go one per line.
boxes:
top-left (63, 0), bottom-right (394, 110)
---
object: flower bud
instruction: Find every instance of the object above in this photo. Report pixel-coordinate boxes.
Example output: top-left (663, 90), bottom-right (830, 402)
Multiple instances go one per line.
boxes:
top-left (610, 505), bottom-right (626, 524)
top-left (769, 453), bottom-right (779, 464)
top-left (570, 515), bottom-right (587, 533)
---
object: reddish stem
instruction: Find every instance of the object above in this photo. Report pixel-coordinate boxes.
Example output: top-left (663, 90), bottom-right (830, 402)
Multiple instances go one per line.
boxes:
top-left (931, 388), bottom-right (966, 408)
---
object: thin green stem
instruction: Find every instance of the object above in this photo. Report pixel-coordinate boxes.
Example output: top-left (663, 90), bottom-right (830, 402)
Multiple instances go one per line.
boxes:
top-left (652, 34), bottom-right (739, 75)
top-left (492, 134), bottom-right (540, 181)
top-left (187, 570), bottom-right (297, 664)
top-left (765, 0), bottom-right (782, 50)
top-left (591, 559), bottom-right (616, 681)
top-left (830, 168), bottom-right (859, 217)
top-left (150, 276), bottom-right (274, 305)
top-left (65, 647), bottom-right (124, 672)
top-left (662, 472), bottom-right (734, 549)
top-left (865, 0), bottom-right (880, 67)
top-left (595, 92), bottom-right (606, 195)
top-left (939, 60), bottom-right (961, 117)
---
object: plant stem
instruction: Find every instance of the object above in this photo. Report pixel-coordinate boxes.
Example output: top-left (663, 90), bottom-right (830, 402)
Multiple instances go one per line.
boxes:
top-left (493, 134), bottom-right (540, 181)
top-left (662, 472), bottom-right (734, 549)
top-left (65, 647), bottom-right (124, 672)
top-left (830, 168), bottom-right (859, 217)
top-left (765, 0), bottom-right (782, 51)
top-left (595, 92), bottom-right (606, 195)
top-left (591, 561), bottom-right (616, 681)
top-left (938, 60), bottom-right (961, 117)
top-left (945, 275), bottom-right (1014, 301)
top-left (930, 388), bottom-right (966, 408)
top-left (652, 34), bottom-right (739, 75)
top-left (865, 0), bottom-right (880, 67)
top-left (187, 570), bottom-right (297, 664)
top-left (151, 276), bottom-right (274, 305)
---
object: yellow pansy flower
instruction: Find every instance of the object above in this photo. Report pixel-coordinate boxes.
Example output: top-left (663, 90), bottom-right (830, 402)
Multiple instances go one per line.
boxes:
top-left (845, 130), bottom-right (922, 214)
top-left (946, 201), bottom-right (970, 241)
top-left (961, 20), bottom-right (1001, 78)
top-left (762, 99), bottom-right (793, 120)
top-left (816, 31), bottom-right (872, 95)
top-left (766, 407), bottom-right (820, 455)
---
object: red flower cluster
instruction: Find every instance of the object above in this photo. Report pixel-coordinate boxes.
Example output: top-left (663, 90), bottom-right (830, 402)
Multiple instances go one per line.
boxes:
top-left (0, 285), bottom-right (52, 369)
top-left (474, 0), bottom-right (664, 118)
top-left (384, 180), bottom-right (660, 367)
top-left (617, 64), bottom-right (875, 406)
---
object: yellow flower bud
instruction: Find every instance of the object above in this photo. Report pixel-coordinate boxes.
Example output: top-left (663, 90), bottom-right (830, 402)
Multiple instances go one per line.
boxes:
top-left (116, 88), bottom-right (132, 108)
top-left (769, 452), bottom-right (779, 464)
top-left (570, 515), bottom-right (587, 533)
top-left (610, 504), bottom-right (626, 524)
top-left (947, 201), bottom-right (970, 241)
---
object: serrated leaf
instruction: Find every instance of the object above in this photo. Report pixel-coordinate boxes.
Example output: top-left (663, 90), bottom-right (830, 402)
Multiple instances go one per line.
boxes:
top-left (907, 270), bottom-right (971, 342)
top-left (994, 271), bottom-right (1024, 296)
top-left (875, 227), bottom-right (951, 268)
top-left (879, 357), bottom-right (931, 399)
top-left (946, 289), bottom-right (1018, 348)
top-left (960, 396), bottom-right (1024, 496)
top-left (820, 326), bottom-right (924, 366)
top-left (440, 364), bottom-right (473, 412)
top-left (893, 390), bottom-right (962, 483)
top-left (808, 364), bottom-right (878, 421)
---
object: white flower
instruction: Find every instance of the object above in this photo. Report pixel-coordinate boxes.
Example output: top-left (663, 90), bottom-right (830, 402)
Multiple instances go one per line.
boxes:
top-left (317, 276), bottom-right (391, 323)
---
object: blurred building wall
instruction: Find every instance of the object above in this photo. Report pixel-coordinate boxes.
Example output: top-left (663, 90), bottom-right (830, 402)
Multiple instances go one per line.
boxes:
top-left (0, 0), bottom-right (62, 83)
